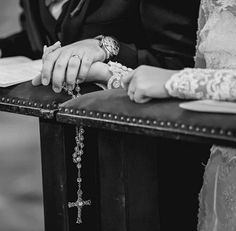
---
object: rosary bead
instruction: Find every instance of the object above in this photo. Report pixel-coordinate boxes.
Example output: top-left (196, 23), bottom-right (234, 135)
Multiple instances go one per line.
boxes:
top-left (80, 128), bottom-right (85, 134)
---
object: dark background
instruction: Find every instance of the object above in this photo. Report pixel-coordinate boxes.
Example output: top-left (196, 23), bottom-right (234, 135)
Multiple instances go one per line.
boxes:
top-left (0, 1), bottom-right (44, 230)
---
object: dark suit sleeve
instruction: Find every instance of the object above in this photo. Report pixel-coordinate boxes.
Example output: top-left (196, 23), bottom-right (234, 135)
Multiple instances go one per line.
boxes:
top-left (0, 0), bottom-right (35, 58)
top-left (115, 0), bottom-right (199, 70)
top-left (0, 31), bottom-right (35, 58)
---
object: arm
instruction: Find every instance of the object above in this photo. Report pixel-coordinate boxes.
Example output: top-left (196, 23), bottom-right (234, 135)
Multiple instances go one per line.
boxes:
top-left (116, 0), bottom-right (200, 70)
top-left (123, 66), bottom-right (236, 103)
top-left (165, 68), bottom-right (236, 101)
top-left (0, 31), bottom-right (34, 58)
top-left (0, 0), bottom-right (36, 58)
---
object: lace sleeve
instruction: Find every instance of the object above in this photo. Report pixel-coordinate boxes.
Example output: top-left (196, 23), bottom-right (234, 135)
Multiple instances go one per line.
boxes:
top-left (165, 68), bottom-right (236, 101)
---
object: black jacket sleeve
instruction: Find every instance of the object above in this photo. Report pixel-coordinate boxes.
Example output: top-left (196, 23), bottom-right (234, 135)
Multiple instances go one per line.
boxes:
top-left (0, 0), bottom-right (38, 58)
top-left (115, 0), bottom-right (200, 70)
top-left (0, 31), bottom-right (35, 58)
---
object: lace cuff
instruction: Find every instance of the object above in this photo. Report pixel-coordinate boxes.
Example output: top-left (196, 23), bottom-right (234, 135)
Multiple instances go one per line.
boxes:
top-left (107, 61), bottom-right (133, 89)
top-left (165, 68), bottom-right (236, 101)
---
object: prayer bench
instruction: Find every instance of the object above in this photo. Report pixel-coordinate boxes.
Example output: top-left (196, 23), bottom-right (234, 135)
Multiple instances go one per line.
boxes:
top-left (0, 81), bottom-right (102, 231)
top-left (1, 83), bottom-right (236, 231)
top-left (57, 89), bottom-right (236, 231)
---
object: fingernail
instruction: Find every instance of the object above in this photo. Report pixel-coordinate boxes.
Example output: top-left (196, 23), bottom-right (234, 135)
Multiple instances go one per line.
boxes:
top-left (55, 41), bottom-right (61, 47)
top-left (53, 86), bottom-right (61, 93)
top-left (42, 78), bottom-right (48, 85)
top-left (68, 84), bottom-right (75, 91)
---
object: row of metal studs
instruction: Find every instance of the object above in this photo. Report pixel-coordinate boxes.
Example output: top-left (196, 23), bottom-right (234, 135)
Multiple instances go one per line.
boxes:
top-left (58, 107), bottom-right (234, 137)
top-left (1, 97), bottom-right (57, 109)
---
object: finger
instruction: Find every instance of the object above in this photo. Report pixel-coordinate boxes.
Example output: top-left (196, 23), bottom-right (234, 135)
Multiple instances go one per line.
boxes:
top-left (122, 70), bottom-right (135, 90)
top-left (78, 55), bottom-right (93, 82)
top-left (127, 77), bottom-right (136, 95)
top-left (41, 49), bottom-right (61, 86)
top-left (66, 55), bottom-right (81, 88)
top-left (133, 90), bottom-right (151, 103)
top-left (44, 41), bottom-right (61, 55)
top-left (127, 80), bottom-right (136, 101)
top-left (43, 45), bottom-right (47, 53)
top-left (128, 90), bottom-right (134, 101)
top-left (52, 51), bottom-right (72, 92)
top-left (32, 74), bottom-right (42, 86)
top-left (42, 41), bottom-right (61, 60)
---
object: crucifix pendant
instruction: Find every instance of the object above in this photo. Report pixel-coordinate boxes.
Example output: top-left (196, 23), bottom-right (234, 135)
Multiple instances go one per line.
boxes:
top-left (68, 190), bottom-right (91, 224)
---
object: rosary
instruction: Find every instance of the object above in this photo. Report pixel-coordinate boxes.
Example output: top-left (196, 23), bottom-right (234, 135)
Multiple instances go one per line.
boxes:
top-left (62, 60), bottom-right (131, 224)
top-left (63, 83), bottom-right (91, 224)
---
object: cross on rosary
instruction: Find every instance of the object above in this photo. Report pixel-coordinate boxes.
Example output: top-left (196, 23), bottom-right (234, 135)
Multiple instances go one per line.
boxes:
top-left (68, 189), bottom-right (91, 224)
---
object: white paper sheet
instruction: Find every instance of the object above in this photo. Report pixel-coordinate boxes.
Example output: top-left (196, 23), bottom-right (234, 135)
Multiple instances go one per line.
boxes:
top-left (180, 100), bottom-right (236, 114)
top-left (0, 57), bottom-right (42, 87)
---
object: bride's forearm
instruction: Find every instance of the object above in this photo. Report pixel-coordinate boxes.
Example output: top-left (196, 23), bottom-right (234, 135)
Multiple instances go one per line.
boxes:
top-left (165, 68), bottom-right (236, 101)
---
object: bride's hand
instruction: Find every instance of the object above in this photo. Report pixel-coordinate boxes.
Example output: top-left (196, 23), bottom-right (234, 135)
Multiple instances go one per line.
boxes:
top-left (86, 62), bottom-right (111, 83)
top-left (122, 65), bottom-right (178, 103)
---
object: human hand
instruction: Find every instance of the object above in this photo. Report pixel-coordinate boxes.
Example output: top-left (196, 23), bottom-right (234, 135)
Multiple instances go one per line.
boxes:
top-left (86, 62), bottom-right (111, 83)
top-left (32, 41), bottom-right (61, 86)
top-left (34, 39), bottom-right (106, 92)
top-left (122, 65), bottom-right (179, 103)
top-left (33, 59), bottom-right (111, 90)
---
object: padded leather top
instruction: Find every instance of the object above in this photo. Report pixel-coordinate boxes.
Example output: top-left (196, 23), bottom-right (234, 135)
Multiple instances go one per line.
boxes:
top-left (0, 81), bottom-right (101, 119)
top-left (58, 89), bottom-right (236, 144)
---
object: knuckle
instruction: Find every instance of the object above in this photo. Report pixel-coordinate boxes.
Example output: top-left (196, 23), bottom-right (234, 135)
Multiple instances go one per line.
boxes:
top-left (137, 65), bottom-right (146, 74)
top-left (83, 57), bottom-right (92, 66)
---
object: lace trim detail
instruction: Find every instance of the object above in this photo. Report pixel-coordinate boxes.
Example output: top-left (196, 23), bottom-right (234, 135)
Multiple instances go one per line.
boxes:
top-left (216, 0), bottom-right (236, 10)
top-left (165, 68), bottom-right (236, 101)
top-left (202, 0), bottom-right (236, 14)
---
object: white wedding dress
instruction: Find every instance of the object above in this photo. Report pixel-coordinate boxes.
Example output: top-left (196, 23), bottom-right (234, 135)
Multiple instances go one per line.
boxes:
top-left (165, 0), bottom-right (236, 230)
top-left (197, 1), bottom-right (236, 231)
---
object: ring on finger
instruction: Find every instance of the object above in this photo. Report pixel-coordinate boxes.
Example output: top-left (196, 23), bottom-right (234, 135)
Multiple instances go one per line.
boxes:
top-left (71, 54), bottom-right (81, 59)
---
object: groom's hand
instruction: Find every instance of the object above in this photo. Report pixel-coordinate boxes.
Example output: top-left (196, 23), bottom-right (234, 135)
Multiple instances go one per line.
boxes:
top-left (40, 39), bottom-right (106, 92)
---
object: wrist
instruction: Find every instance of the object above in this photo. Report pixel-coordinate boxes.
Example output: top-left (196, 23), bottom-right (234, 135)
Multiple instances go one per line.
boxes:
top-left (165, 70), bottom-right (183, 97)
top-left (93, 38), bottom-right (106, 62)
top-left (107, 61), bottom-right (132, 89)
top-left (95, 35), bottom-right (120, 62)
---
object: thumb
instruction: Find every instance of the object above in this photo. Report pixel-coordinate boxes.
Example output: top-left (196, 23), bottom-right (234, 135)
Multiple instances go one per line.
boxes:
top-left (32, 74), bottom-right (42, 86)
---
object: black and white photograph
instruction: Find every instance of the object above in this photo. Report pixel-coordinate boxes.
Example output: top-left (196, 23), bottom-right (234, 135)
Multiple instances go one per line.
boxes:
top-left (0, 0), bottom-right (236, 231)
